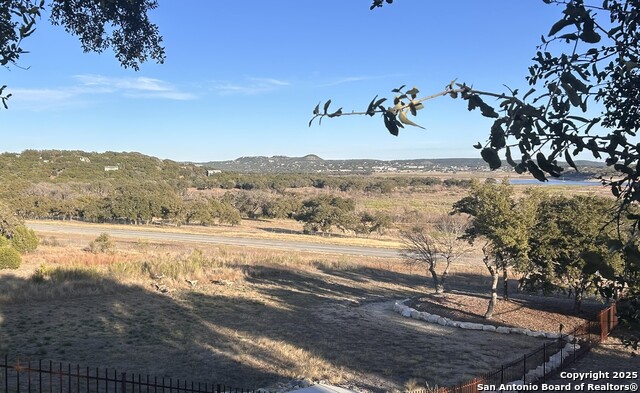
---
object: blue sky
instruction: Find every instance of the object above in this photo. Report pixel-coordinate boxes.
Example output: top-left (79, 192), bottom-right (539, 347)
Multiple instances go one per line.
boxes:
top-left (2, 1), bottom-right (565, 162)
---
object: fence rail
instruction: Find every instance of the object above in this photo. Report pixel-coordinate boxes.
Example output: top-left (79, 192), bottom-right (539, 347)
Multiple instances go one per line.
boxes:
top-left (415, 302), bottom-right (619, 393)
top-left (0, 356), bottom-right (257, 393)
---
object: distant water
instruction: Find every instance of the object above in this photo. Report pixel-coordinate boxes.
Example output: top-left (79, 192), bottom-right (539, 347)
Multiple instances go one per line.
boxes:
top-left (509, 179), bottom-right (601, 186)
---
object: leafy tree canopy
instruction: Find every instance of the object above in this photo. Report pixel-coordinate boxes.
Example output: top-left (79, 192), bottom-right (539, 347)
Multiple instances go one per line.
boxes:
top-left (1, 0), bottom-right (165, 108)
top-left (313, 0), bottom-right (640, 209)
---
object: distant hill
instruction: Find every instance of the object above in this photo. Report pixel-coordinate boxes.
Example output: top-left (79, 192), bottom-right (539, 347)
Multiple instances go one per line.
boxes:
top-left (0, 150), bottom-right (608, 180)
top-left (0, 150), bottom-right (205, 184)
top-left (204, 155), bottom-right (606, 174)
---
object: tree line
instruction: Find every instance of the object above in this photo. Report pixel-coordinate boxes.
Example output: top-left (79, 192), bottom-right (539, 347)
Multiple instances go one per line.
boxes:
top-left (405, 180), bottom-right (636, 322)
top-left (5, 181), bottom-right (392, 236)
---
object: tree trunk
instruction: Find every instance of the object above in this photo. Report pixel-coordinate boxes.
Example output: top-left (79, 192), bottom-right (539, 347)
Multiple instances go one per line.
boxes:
top-left (574, 287), bottom-right (583, 313)
top-left (483, 256), bottom-right (500, 319)
top-left (502, 264), bottom-right (509, 300)
top-left (428, 267), bottom-right (444, 294)
top-left (440, 257), bottom-right (453, 292)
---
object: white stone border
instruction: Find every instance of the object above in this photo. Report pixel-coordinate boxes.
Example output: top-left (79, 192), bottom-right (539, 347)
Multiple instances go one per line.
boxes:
top-left (393, 298), bottom-right (580, 389)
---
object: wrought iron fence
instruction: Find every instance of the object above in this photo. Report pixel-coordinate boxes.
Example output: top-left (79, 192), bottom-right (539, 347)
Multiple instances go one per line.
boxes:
top-left (0, 356), bottom-right (257, 393)
top-left (407, 302), bottom-right (619, 393)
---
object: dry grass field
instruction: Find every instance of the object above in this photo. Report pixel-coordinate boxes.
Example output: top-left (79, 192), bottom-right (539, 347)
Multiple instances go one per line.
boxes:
top-left (0, 180), bottom-right (624, 392)
top-left (1, 235), bottom-right (560, 392)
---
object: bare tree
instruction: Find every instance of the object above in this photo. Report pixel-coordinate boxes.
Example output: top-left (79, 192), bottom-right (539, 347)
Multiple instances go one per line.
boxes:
top-left (401, 215), bottom-right (471, 294)
top-left (401, 229), bottom-right (444, 293)
top-left (433, 215), bottom-right (471, 286)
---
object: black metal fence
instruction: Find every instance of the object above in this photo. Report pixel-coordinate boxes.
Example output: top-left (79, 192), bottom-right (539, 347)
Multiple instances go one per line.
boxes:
top-left (0, 356), bottom-right (258, 393)
top-left (429, 302), bottom-right (619, 393)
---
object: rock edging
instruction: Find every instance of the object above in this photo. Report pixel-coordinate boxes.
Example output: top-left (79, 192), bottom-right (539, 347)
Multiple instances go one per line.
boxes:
top-left (392, 298), bottom-right (580, 389)
top-left (393, 299), bottom-right (572, 340)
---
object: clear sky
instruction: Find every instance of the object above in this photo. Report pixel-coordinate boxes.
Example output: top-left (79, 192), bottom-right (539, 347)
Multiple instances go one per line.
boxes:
top-left (2, 1), bottom-right (565, 162)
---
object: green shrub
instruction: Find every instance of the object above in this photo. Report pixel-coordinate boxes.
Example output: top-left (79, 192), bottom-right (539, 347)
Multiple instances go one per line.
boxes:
top-left (32, 263), bottom-right (52, 283)
top-left (89, 233), bottom-right (114, 253)
top-left (10, 225), bottom-right (39, 253)
top-left (0, 246), bottom-right (21, 270)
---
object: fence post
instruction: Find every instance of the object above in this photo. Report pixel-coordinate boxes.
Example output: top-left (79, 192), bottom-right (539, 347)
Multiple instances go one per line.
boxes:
top-left (216, 384), bottom-right (221, 393)
top-left (523, 354), bottom-right (527, 383)
top-left (4, 355), bottom-right (8, 393)
top-left (543, 343), bottom-right (547, 382)
top-left (122, 373), bottom-right (127, 393)
top-left (560, 341), bottom-right (564, 369)
top-left (500, 364), bottom-right (504, 387)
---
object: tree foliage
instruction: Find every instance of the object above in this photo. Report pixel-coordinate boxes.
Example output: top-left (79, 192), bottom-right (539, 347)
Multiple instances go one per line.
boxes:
top-left (1, 0), bottom-right (165, 107)
top-left (0, 245), bottom-right (21, 269)
top-left (294, 195), bottom-right (356, 234)
top-left (0, 200), bottom-right (38, 254)
top-left (452, 180), bottom-right (535, 318)
top-left (525, 195), bottom-right (622, 311)
top-left (10, 224), bottom-right (38, 253)
top-left (314, 0), bottom-right (640, 208)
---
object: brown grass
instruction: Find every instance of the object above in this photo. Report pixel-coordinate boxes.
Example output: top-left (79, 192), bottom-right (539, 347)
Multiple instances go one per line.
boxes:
top-left (0, 237), bottom-right (559, 392)
top-left (3, 182), bottom-right (619, 392)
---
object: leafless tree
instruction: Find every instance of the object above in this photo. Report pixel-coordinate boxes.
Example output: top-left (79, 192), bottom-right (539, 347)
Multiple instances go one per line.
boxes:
top-left (433, 215), bottom-right (471, 284)
top-left (401, 215), bottom-right (470, 294)
top-left (401, 229), bottom-right (444, 293)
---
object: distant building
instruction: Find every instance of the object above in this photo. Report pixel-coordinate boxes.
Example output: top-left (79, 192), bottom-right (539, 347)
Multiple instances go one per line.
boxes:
top-left (104, 166), bottom-right (119, 171)
top-left (206, 169), bottom-right (222, 176)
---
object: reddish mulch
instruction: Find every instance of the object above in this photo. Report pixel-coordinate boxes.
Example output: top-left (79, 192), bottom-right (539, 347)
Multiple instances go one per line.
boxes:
top-left (406, 291), bottom-right (606, 333)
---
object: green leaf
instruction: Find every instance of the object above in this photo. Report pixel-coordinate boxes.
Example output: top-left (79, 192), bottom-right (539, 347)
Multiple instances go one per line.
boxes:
top-left (522, 88), bottom-right (536, 100)
top-left (480, 103), bottom-right (499, 118)
top-left (366, 96), bottom-right (377, 116)
top-left (561, 81), bottom-right (581, 107)
top-left (473, 142), bottom-right (483, 150)
top-left (313, 103), bottom-right (320, 115)
top-left (564, 150), bottom-right (578, 171)
top-left (580, 18), bottom-right (601, 43)
top-left (323, 100), bottom-right (331, 114)
top-left (327, 108), bottom-right (343, 118)
top-left (391, 85), bottom-right (406, 93)
top-left (527, 161), bottom-right (547, 182)
top-left (480, 148), bottom-right (501, 170)
top-left (505, 146), bottom-right (517, 167)
top-left (490, 124), bottom-right (506, 149)
top-left (374, 97), bottom-right (387, 108)
top-left (383, 111), bottom-right (399, 136)
top-left (614, 163), bottom-right (634, 176)
top-left (549, 18), bottom-right (574, 36)
top-left (536, 152), bottom-right (562, 177)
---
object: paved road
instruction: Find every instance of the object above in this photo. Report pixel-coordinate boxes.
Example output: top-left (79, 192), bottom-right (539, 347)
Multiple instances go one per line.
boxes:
top-left (28, 222), bottom-right (403, 259)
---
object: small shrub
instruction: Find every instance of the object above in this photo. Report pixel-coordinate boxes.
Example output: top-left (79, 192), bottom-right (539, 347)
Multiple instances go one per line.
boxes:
top-left (10, 225), bottom-right (39, 253)
top-left (0, 246), bottom-right (21, 270)
top-left (89, 233), bottom-right (114, 253)
top-left (32, 264), bottom-right (53, 283)
top-left (40, 237), bottom-right (61, 247)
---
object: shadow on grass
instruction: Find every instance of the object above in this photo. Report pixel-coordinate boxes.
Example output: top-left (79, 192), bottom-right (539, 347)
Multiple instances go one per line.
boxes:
top-left (0, 264), bottom-right (562, 392)
top-left (0, 273), bottom-right (281, 390)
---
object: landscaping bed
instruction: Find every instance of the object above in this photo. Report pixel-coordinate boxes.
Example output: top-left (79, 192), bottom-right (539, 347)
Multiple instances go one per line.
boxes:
top-left (406, 291), bottom-right (605, 333)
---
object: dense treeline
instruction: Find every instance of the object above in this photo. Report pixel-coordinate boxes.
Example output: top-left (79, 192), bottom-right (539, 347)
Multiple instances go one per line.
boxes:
top-left (5, 180), bottom-right (392, 235)
top-left (0, 150), bottom-right (473, 235)
top-left (0, 150), bottom-right (471, 195)
top-left (451, 180), bottom-right (634, 315)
